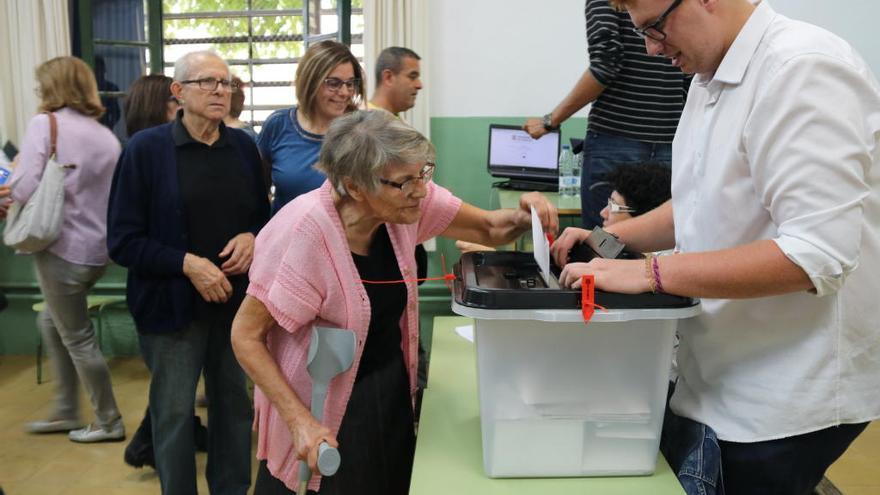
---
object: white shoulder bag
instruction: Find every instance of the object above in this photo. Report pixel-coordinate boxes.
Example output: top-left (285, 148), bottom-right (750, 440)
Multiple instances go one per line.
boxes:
top-left (3, 112), bottom-right (71, 253)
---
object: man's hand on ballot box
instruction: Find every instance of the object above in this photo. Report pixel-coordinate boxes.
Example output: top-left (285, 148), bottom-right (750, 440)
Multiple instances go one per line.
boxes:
top-left (551, 226), bottom-right (652, 293)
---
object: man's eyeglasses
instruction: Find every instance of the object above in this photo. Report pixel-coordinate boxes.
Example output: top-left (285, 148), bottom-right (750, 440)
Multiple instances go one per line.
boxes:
top-left (323, 77), bottom-right (361, 93)
top-left (180, 77), bottom-right (239, 92)
top-left (607, 197), bottom-right (637, 214)
top-left (378, 163), bottom-right (435, 195)
top-left (633, 0), bottom-right (683, 41)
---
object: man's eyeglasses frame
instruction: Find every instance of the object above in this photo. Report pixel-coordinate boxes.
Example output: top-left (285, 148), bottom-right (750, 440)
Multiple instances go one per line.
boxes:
top-left (180, 77), bottom-right (239, 92)
top-left (632, 0), bottom-right (684, 41)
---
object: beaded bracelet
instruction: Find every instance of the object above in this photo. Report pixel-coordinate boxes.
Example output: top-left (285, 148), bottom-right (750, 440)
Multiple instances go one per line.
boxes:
top-left (652, 255), bottom-right (665, 294)
top-left (644, 253), bottom-right (657, 293)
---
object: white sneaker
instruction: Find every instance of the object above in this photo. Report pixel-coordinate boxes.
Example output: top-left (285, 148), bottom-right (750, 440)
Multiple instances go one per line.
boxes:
top-left (25, 418), bottom-right (84, 434)
top-left (68, 420), bottom-right (126, 443)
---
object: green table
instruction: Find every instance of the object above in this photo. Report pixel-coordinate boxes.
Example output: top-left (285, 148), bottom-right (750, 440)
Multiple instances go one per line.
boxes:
top-left (410, 316), bottom-right (685, 495)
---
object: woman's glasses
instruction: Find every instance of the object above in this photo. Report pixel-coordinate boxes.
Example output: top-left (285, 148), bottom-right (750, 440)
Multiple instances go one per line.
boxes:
top-left (323, 77), bottom-right (361, 93)
top-left (378, 163), bottom-right (435, 195)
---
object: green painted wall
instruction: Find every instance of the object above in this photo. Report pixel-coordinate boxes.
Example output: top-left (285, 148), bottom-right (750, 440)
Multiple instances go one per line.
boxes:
top-left (0, 116), bottom-right (587, 356)
top-left (0, 248), bottom-right (138, 356)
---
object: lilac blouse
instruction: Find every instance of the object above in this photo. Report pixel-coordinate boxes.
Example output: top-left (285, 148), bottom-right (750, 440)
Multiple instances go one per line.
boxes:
top-left (10, 108), bottom-right (120, 265)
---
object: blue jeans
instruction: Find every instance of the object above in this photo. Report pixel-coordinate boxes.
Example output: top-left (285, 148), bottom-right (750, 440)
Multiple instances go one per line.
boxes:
top-left (580, 131), bottom-right (672, 229)
top-left (139, 309), bottom-right (252, 495)
top-left (661, 398), bottom-right (724, 495)
top-left (661, 383), bottom-right (869, 495)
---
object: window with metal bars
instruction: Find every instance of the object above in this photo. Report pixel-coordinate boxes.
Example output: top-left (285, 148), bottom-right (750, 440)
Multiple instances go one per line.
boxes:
top-left (161, 0), bottom-right (362, 131)
top-left (75, 0), bottom-right (360, 139)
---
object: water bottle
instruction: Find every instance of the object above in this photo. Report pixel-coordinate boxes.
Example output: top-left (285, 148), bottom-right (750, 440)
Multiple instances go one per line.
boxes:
top-left (558, 145), bottom-right (574, 198)
top-left (571, 151), bottom-right (582, 199)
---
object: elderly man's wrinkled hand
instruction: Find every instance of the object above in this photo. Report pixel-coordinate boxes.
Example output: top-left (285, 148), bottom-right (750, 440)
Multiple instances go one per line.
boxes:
top-left (550, 227), bottom-right (592, 267)
top-left (518, 191), bottom-right (558, 234)
top-left (220, 232), bottom-right (255, 275)
top-left (183, 253), bottom-right (232, 303)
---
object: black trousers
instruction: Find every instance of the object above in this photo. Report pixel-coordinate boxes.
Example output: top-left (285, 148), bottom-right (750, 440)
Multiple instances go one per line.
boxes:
top-left (662, 400), bottom-right (868, 495)
top-left (255, 351), bottom-right (415, 495)
top-left (718, 421), bottom-right (868, 495)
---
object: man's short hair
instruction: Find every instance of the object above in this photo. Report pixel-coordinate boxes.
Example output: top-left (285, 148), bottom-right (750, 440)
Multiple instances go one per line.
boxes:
top-left (374, 46), bottom-right (421, 85)
top-left (608, 0), bottom-right (630, 11)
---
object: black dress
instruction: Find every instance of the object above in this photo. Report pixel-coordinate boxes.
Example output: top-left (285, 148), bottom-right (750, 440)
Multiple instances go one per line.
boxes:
top-left (255, 225), bottom-right (415, 495)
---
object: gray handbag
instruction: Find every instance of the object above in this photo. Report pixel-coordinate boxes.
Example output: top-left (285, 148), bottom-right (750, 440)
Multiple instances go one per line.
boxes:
top-left (3, 112), bottom-right (70, 253)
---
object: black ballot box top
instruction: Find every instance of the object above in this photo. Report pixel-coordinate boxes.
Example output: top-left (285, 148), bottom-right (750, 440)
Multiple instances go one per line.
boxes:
top-left (453, 251), bottom-right (697, 311)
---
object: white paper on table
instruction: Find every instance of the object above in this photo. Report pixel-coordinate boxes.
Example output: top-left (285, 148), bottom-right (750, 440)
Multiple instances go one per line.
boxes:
top-left (454, 325), bottom-right (474, 343)
top-left (531, 206), bottom-right (551, 287)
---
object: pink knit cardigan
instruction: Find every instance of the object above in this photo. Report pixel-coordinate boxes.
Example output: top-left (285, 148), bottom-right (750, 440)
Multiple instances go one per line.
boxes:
top-left (246, 180), bottom-right (462, 491)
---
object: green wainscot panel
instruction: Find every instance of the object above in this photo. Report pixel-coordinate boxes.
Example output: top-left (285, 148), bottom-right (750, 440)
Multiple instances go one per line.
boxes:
top-left (0, 245), bottom-right (135, 356)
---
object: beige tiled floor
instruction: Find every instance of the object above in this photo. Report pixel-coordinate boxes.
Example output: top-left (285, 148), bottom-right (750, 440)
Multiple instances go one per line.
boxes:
top-left (1, 355), bottom-right (879, 494)
top-left (0, 355), bottom-right (256, 495)
top-left (827, 420), bottom-right (880, 494)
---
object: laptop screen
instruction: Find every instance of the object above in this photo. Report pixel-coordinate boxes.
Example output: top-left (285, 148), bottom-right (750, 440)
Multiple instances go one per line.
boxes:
top-left (487, 124), bottom-right (560, 182)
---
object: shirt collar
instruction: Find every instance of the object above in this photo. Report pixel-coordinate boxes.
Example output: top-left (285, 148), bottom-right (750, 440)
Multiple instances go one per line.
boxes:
top-left (701, 0), bottom-right (776, 86)
top-left (367, 100), bottom-right (401, 118)
top-left (172, 109), bottom-right (230, 148)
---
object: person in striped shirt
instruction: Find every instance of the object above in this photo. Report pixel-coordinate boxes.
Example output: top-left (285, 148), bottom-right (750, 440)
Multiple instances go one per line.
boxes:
top-left (524, 0), bottom-right (690, 229)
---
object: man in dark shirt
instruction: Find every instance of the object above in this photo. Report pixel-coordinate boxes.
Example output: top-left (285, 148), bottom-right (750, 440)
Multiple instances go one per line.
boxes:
top-left (524, 0), bottom-right (691, 229)
top-left (107, 50), bottom-right (269, 494)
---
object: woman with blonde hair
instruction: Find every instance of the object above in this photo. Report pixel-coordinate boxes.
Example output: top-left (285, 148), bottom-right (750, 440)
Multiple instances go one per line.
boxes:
top-left (11, 56), bottom-right (124, 442)
top-left (257, 40), bottom-right (365, 213)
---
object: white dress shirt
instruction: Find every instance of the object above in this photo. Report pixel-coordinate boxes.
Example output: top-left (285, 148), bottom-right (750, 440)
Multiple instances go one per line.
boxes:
top-left (670, 1), bottom-right (880, 442)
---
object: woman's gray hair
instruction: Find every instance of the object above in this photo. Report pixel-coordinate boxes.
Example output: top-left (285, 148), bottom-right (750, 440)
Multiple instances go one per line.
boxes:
top-left (316, 110), bottom-right (435, 196)
top-left (173, 50), bottom-right (228, 82)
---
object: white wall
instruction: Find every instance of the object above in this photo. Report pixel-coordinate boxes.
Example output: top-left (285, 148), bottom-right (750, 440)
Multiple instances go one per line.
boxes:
top-left (770, 0), bottom-right (880, 75)
top-left (429, 0), bottom-right (880, 118)
top-left (429, 0), bottom-right (587, 118)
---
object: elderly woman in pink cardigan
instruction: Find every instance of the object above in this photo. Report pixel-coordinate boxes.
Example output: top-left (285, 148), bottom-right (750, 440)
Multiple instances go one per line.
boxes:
top-left (231, 110), bottom-right (558, 495)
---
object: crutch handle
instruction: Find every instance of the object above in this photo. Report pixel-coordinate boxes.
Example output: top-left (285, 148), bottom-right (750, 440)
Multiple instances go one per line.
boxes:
top-left (297, 441), bottom-right (341, 486)
top-left (317, 442), bottom-right (341, 476)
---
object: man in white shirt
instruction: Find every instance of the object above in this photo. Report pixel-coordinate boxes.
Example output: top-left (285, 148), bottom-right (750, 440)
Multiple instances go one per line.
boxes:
top-left (550, 0), bottom-right (880, 493)
top-left (368, 46), bottom-right (423, 116)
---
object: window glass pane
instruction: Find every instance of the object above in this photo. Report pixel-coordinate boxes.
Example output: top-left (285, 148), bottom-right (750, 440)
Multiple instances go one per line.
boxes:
top-left (163, 0), bottom-right (246, 14)
top-left (161, 0), bottom-right (356, 128)
top-left (251, 15), bottom-right (304, 37)
top-left (251, 86), bottom-right (296, 107)
top-left (252, 41), bottom-right (305, 60)
top-left (94, 0), bottom-right (147, 42)
top-left (250, 63), bottom-right (297, 83)
top-left (164, 42), bottom-right (251, 63)
top-left (163, 18), bottom-right (249, 40)
top-left (251, 0), bottom-right (304, 10)
top-left (317, 14), bottom-right (339, 35)
top-left (95, 45), bottom-right (148, 139)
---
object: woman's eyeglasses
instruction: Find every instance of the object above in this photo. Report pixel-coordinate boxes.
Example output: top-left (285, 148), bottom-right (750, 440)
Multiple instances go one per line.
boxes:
top-left (323, 77), bottom-right (361, 93)
top-left (378, 163), bottom-right (435, 195)
top-left (607, 197), bottom-right (636, 214)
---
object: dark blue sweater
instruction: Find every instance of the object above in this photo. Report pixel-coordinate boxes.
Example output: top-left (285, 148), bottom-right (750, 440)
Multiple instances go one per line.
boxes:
top-left (107, 122), bottom-right (269, 334)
